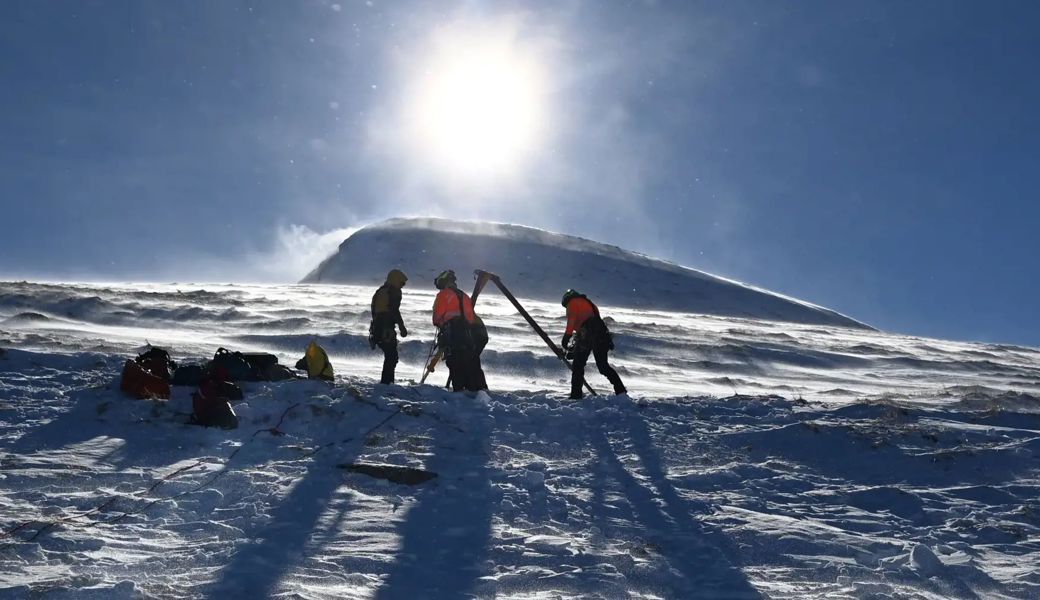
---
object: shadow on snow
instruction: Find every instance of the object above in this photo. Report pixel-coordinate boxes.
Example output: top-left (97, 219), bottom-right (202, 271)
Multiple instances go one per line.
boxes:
top-left (206, 452), bottom-right (355, 596)
top-left (584, 399), bottom-right (761, 599)
top-left (374, 399), bottom-right (495, 600)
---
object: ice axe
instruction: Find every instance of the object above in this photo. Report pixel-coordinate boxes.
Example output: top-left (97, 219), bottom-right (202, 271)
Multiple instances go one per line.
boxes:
top-left (419, 334), bottom-right (440, 384)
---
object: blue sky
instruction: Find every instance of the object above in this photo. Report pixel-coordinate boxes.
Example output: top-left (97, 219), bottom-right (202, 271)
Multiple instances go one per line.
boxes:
top-left (1, 0), bottom-right (1038, 347)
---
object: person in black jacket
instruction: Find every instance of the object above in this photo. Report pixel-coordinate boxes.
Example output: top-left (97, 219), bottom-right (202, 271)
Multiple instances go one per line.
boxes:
top-left (370, 269), bottom-right (408, 384)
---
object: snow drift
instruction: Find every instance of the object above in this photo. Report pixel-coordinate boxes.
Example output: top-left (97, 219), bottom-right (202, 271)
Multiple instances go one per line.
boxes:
top-left (2, 280), bottom-right (1040, 598)
top-left (301, 218), bottom-right (869, 329)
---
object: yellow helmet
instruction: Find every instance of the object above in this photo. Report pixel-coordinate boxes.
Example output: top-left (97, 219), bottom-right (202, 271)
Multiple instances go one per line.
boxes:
top-left (386, 269), bottom-right (408, 287)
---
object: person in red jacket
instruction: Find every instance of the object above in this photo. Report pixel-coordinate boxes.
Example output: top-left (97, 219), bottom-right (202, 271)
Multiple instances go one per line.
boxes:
top-left (432, 269), bottom-right (487, 392)
top-left (561, 289), bottom-right (626, 399)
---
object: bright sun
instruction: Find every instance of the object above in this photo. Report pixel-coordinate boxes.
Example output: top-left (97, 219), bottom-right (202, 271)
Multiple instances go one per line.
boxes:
top-left (405, 24), bottom-right (547, 182)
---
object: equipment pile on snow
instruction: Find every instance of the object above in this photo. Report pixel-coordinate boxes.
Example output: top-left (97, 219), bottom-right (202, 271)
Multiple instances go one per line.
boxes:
top-left (120, 347), bottom-right (176, 399)
top-left (117, 341), bottom-right (335, 428)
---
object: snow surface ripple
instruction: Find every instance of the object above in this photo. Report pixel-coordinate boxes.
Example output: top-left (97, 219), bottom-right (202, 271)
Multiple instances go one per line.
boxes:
top-left (1, 281), bottom-right (1038, 599)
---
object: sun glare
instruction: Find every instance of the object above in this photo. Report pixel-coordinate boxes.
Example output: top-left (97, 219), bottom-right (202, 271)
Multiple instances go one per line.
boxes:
top-left (406, 24), bottom-right (547, 183)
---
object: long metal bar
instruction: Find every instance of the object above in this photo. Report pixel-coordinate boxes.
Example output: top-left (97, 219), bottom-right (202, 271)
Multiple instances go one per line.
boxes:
top-left (470, 270), bottom-right (492, 303)
top-left (475, 270), bottom-right (597, 396)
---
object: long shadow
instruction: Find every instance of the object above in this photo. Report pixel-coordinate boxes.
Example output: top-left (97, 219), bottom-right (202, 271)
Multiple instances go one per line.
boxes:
top-left (207, 450), bottom-right (354, 597)
top-left (586, 404), bottom-right (761, 599)
top-left (6, 379), bottom-right (112, 455)
top-left (6, 380), bottom-right (208, 472)
top-left (2, 383), bottom-right (220, 526)
top-left (375, 400), bottom-right (494, 600)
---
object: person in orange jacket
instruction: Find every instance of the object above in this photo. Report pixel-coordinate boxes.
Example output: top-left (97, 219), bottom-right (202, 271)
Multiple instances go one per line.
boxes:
top-left (561, 289), bottom-right (626, 399)
top-left (370, 269), bottom-right (408, 384)
top-left (432, 269), bottom-right (487, 392)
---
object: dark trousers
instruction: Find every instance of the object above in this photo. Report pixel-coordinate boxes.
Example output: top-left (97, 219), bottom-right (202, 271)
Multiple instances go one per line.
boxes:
top-left (442, 318), bottom-right (487, 392)
top-left (471, 352), bottom-right (488, 391)
top-left (378, 339), bottom-right (398, 384)
top-left (446, 348), bottom-right (486, 392)
top-left (571, 341), bottom-right (626, 399)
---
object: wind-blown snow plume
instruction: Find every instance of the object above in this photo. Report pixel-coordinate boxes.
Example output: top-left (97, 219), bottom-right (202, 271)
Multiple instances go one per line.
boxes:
top-left (247, 224), bottom-right (358, 282)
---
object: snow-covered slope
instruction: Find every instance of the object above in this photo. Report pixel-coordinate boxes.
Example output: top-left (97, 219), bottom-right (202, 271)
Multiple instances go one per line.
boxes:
top-left (2, 280), bottom-right (1039, 599)
top-left (302, 218), bottom-right (869, 330)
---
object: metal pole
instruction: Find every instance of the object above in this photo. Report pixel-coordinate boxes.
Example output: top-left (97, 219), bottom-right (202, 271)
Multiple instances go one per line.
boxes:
top-left (475, 270), bottom-right (597, 396)
top-left (470, 270), bottom-right (492, 302)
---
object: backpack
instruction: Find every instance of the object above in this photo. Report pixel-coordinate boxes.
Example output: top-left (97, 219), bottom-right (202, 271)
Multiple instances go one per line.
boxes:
top-left (136, 347), bottom-right (176, 381)
top-left (190, 369), bottom-right (241, 429)
top-left (120, 359), bottom-right (171, 399)
top-left (264, 363), bottom-right (298, 381)
top-left (575, 310), bottom-right (614, 352)
top-left (437, 317), bottom-right (474, 355)
top-left (202, 377), bottom-right (244, 401)
top-left (191, 393), bottom-right (239, 429)
top-left (171, 364), bottom-right (205, 387)
top-left (239, 352), bottom-right (278, 375)
top-left (470, 316), bottom-right (489, 354)
top-left (212, 348), bottom-right (260, 381)
top-left (296, 341), bottom-right (334, 380)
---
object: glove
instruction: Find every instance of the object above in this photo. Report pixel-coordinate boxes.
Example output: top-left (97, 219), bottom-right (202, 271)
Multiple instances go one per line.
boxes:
top-left (399, 323), bottom-right (408, 338)
top-left (561, 334), bottom-right (572, 350)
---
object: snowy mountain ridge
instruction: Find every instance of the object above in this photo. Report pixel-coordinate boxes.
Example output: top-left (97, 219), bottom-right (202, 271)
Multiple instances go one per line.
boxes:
top-left (302, 217), bottom-right (870, 330)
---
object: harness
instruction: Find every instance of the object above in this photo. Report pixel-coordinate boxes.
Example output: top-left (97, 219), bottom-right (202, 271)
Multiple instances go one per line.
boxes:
top-left (437, 288), bottom-right (475, 354)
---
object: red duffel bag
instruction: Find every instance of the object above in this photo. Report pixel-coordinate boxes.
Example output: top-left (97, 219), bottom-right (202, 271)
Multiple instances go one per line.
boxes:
top-left (120, 359), bottom-right (171, 399)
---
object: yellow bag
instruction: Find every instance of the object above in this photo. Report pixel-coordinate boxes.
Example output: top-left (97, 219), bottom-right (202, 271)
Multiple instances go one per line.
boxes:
top-left (302, 341), bottom-right (334, 381)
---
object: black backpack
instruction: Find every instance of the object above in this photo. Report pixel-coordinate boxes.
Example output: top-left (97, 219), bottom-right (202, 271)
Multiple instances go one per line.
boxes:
top-left (136, 347), bottom-right (177, 381)
top-left (470, 318), bottom-right (489, 354)
top-left (264, 364), bottom-right (298, 381)
top-left (212, 348), bottom-right (260, 381)
top-left (172, 364), bottom-right (205, 387)
top-left (191, 392), bottom-right (239, 429)
top-left (239, 352), bottom-right (278, 375)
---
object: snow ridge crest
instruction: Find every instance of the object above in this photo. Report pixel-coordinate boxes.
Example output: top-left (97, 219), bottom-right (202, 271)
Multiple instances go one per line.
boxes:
top-left (302, 217), bottom-right (869, 329)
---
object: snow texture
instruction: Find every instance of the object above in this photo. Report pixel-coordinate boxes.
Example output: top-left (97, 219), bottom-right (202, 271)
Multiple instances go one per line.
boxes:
top-left (1, 278), bottom-right (1038, 599)
top-left (2, 218), bottom-right (1039, 599)
top-left (301, 217), bottom-right (869, 329)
